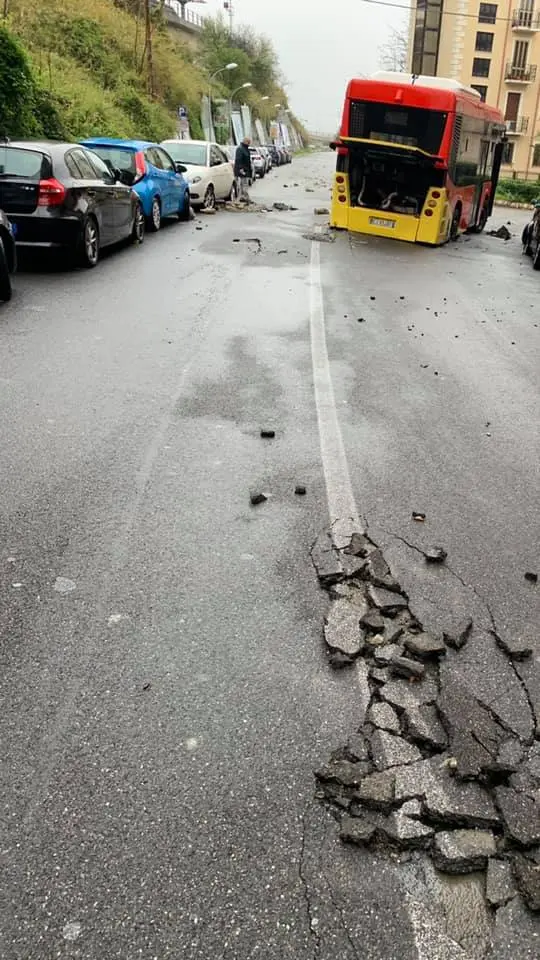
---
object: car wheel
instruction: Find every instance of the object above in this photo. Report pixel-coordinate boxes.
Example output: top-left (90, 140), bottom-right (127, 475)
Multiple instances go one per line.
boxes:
top-left (533, 243), bottom-right (540, 270)
top-left (178, 190), bottom-right (191, 221)
top-left (132, 202), bottom-right (145, 244)
top-left (148, 197), bottom-right (161, 232)
top-left (79, 216), bottom-right (99, 268)
top-left (0, 236), bottom-right (13, 302)
top-left (203, 185), bottom-right (216, 210)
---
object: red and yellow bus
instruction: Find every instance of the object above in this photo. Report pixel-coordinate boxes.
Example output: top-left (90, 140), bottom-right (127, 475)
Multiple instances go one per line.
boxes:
top-left (330, 73), bottom-right (506, 245)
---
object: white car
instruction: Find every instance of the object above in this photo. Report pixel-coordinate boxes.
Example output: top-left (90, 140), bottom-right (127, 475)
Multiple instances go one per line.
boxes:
top-left (249, 147), bottom-right (266, 178)
top-left (160, 139), bottom-right (236, 209)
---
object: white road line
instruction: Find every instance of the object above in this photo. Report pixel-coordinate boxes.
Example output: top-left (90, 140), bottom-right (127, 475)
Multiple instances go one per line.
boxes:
top-left (309, 239), bottom-right (362, 548)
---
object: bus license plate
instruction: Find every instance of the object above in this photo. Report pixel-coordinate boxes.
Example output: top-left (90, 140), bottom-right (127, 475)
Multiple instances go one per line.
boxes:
top-left (369, 217), bottom-right (396, 229)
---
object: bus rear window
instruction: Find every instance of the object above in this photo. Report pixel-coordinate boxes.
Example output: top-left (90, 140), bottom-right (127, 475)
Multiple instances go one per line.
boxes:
top-left (349, 101), bottom-right (447, 155)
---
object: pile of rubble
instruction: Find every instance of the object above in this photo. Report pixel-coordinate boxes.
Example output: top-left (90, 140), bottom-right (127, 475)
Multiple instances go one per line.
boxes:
top-left (311, 529), bottom-right (540, 914)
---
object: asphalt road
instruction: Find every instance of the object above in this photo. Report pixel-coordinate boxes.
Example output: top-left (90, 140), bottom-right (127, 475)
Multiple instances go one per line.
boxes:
top-left (0, 154), bottom-right (538, 959)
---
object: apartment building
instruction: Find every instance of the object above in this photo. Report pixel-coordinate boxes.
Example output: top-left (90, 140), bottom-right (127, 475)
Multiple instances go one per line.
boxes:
top-left (410, 1), bottom-right (540, 178)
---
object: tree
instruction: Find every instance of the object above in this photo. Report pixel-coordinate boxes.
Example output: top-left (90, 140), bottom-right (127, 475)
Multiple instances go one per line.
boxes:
top-left (379, 25), bottom-right (409, 72)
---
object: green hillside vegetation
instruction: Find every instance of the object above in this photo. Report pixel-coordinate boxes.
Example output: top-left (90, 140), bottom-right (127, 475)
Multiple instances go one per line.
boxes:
top-left (1, 0), bottom-right (307, 144)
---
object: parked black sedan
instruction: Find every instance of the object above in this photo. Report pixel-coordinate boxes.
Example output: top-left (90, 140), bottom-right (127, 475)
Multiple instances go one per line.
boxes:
top-left (0, 208), bottom-right (16, 301)
top-left (522, 202), bottom-right (540, 269)
top-left (0, 140), bottom-right (144, 267)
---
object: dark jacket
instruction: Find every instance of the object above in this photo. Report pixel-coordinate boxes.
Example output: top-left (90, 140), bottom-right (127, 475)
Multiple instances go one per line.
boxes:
top-left (234, 143), bottom-right (252, 178)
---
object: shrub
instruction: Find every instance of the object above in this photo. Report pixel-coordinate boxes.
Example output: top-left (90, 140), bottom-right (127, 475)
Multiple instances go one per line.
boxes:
top-left (496, 178), bottom-right (540, 204)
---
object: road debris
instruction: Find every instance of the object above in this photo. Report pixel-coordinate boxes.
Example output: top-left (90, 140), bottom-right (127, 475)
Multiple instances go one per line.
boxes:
top-left (357, 317), bottom-right (366, 323)
top-left (302, 231), bottom-right (335, 243)
top-left (314, 207), bottom-right (329, 215)
top-left (412, 512), bottom-right (426, 521)
top-left (311, 523), bottom-right (539, 918)
top-left (260, 429), bottom-right (275, 439)
top-left (524, 571), bottom-right (538, 583)
top-left (488, 225), bottom-right (512, 240)
top-left (424, 546), bottom-right (447, 563)
top-left (295, 485), bottom-right (307, 496)
top-left (250, 491), bottom-right (268, 506)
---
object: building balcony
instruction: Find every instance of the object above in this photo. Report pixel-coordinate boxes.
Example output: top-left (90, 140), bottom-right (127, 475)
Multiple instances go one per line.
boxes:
top-left (512, 9), bottom-right (540, 30)
top-left (505, 62), bottom-right (538, 81)
top-left (505, 116), bottom-right (530, 133)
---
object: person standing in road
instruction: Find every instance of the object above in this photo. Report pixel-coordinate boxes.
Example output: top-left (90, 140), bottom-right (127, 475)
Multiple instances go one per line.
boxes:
top-left (234, 137), bottom-right (252, 203)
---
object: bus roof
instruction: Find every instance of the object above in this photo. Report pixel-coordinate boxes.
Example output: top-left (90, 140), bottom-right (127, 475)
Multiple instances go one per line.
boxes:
top-left (345, 74), bottom-right (503, 122)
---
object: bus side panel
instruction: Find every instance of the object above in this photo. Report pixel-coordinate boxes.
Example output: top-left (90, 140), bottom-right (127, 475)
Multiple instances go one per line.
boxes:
top-left (446, 181), bottom-right (476, 232)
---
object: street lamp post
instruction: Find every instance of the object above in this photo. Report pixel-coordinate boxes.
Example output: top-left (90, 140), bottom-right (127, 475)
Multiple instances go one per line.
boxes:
top-left (208, 62), bottom-right (237, 136)
top-left (228, 82), bottom-right (252, 144)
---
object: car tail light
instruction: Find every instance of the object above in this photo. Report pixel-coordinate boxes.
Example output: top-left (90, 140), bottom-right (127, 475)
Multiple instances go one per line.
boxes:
top-left (134, 151), bottom-right (146, 183)
top-left (38, 178), bottom-right (66, 207)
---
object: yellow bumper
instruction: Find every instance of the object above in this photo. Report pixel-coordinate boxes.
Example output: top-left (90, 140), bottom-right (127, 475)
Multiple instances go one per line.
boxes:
top-left (330, 176), bottom-right (450, 246)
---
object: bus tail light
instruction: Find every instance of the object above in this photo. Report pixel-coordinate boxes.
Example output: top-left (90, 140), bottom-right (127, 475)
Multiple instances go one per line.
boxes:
top-left (425, 209), bottom-right (433, 217)
top-left (336, 175), bottom-right (345, 184)
top-left (431, 191), bottom-right (441, 199)
top-left (338, 195), bottom-right (346, 203)
top-left (428, 200), bottom-right (437, 208)
top-left (337, 185), bottom-right (346, 194)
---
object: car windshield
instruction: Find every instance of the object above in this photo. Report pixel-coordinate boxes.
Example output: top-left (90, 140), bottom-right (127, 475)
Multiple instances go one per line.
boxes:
top-left (0, 147), bottom-right (46, 179)
top-left (87, 145), bottom-right (136, 175)
top-left (163, 143), bottom-right (207, 165)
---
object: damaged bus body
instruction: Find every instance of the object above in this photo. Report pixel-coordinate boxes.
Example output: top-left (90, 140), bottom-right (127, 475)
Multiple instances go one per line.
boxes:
top-left (330, 73), bottom-right (506, 245)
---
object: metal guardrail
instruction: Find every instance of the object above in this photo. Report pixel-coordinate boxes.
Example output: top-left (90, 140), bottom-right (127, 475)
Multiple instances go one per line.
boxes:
top-left (158, 0), bottom-right (205, 29)
top-left (505, 117), bottom-right (530, 133)
top-left (512, 9), bottom-right (540, 29)
top-left (505, 62), bottom-right (538, 80)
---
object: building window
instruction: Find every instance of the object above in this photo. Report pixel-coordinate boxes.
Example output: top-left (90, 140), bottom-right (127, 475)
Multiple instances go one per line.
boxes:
top-left (502, 142), bottom-right (514, 165)
top-left (471, 84), bottom-right (488, 100)
top-left (533, 144), bottom-right (540, 167)
top-left (412, 0), bottom-right (443, 76)
top-left (476, 31), bottom-right (494, 52)
top-left (479, 3), bottom-right (497, 24)
top-left (472, 58), bottom-right (491, 76)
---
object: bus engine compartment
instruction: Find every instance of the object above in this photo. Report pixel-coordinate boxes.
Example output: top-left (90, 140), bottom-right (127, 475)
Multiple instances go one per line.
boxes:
top-left (345, 145), bottom-right (445, 217)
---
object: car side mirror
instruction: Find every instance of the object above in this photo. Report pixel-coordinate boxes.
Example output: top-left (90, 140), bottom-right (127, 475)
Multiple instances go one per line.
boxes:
top-left (175, 162), bottom-right (187, 174)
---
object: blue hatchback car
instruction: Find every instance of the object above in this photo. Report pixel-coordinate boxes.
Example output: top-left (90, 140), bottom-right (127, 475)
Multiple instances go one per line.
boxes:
top-left (79, 138), bottom-right (191, 231)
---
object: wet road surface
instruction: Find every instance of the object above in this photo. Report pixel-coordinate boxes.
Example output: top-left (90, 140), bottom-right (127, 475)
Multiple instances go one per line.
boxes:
top-left (0, 153), bottom-right (538, 958)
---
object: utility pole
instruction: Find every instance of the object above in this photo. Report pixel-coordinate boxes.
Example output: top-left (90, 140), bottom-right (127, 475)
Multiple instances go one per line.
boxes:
top-left (144, 0), bottom-right (154, 97)
top-left (224, 1), bottom-right (234, 34)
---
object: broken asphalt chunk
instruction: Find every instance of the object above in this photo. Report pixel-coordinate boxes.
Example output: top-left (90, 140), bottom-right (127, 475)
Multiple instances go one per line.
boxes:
top-left (260, 429), bottom-right (275, 439)
top-left (315, 759), bottom-right (367, 788)
top-left (424, 546), bottom-right (448, 564)
top-left (366, 549), bottom-right (402, 592)
top-left (310, 530), bottom-right (343, 585)
top-left (354, 770), bottom-right (396, 812)
top-left (370, 730), bottom-right (422, 770)
top-left (524, 571), bottom-right (538, 584)
top-left (250, 491), bottom-right (268, 506)
top-left (393, 756), bottom-right (500, 827)
top-left (340, 814), bottom-right (376, 845)
top-left (294, 485), bottom-right (307, 496)
top-left (486, 858), bottom-right (517, 907)
top-left (404, 631), bottom-right (446, 660)
top-left (496, 788), bottom-right (540, 847)
top-left (438, 681), bottom-right (522, 781)
top-left (433, 829), bottom-right (496, 874)
top-left (405, 704), bottom-right (448, 751)
top-left (324, 598), bottom-right (365, 658)
top-left (314, 207), bottom-right (330, 215)
top-left (368, 701), bottom-right (401, 734)
top-left (343, 532), bottom-right (372, 558)
top-left (360, 610), bottom-right (385, 632)
top-left (383, 801), bottom-right (434, 848)
top-left (328, 651), bottom-right (354, 669)
top-left (412, 512), bottom-right (426, 522)
top-left (368, 585), bottom-right (408, 615)
top-left (390, 656), bottom-right (425, 680)
top-left (513, 853), bottom-right (540, 911)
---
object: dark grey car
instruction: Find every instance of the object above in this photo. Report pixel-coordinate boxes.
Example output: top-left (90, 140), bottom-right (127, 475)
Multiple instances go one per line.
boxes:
top-left (0, 140), bottom-right (144, 267)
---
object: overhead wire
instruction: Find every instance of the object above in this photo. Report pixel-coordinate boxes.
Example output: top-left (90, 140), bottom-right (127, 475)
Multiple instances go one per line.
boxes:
top-left (361, 0), bottom-right (533, 25)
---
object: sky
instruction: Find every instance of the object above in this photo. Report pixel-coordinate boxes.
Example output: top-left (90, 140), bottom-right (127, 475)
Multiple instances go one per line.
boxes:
top-left (200, 0), bottom-right (409, 132)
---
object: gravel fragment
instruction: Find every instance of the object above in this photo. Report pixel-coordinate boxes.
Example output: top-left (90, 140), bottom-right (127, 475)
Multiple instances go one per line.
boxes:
top-left (486, 858), bottom-right (517, 907)
top-left (340, 814), bottom-right (376, 845)
top-left (370, 730), bottom-right (422, 770)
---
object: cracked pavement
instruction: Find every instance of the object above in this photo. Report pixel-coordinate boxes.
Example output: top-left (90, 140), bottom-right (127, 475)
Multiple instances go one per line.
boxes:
top-left (0, 153), bottom-right (539, 958)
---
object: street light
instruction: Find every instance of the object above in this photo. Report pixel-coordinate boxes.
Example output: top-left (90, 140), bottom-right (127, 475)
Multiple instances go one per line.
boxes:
top-left (208, 62), bottom-right (238, 134)
top-left (228, 82), bottom-right (252, 144)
